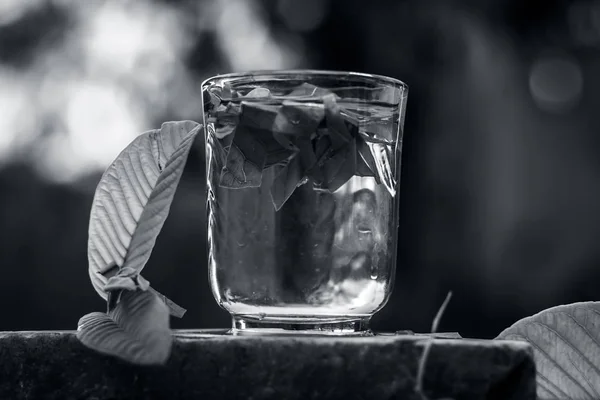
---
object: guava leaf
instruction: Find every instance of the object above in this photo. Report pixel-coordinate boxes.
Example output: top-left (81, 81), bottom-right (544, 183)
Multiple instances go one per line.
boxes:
top-left (356, 135), bottom-right (380, 182)
top-left (202, 89), bottom-right (219, 112)
top-left (77, 289), bottom-right (171, 366)
top-left (323, 94), bottom-right (353, 150)
top-left (496, 302), bottom-right (600, 399)
top-left (87, 120), bottom-right (201, 314)
top-left (265, 146), bottom-right (295, 168)
top-left (270, 154), bottom-right (304, 211)
top-left (212, 103), bottom-right (240, 130)
top-left (275, 101), bottom-right (324, 135)
top-left (306, 135), bottom-right (335, 183)
top-left (240, 101), bottom-right (324, 136)
top-left (314, 134), bottom-right (332, 160)
top-left (296, 136), bottom-right (318, 171)
top-left (245, 87), bottom-right (271, 98)
top-left (272, 131), bottom-right (299, 152)
top-left (340, 107), bottom-right (400, 144)
top-left (360, 119), bottom-right (395, 143)
top-left (238, 102), bottom-right (279, 131)
top-left (220, 130), bottom-right (266, 188)
top-left (219, 125), bottom-right (286, 189)
top-left (324, 138), bottom-right (358, 193)
top-left (321, 140), bottom-right (350, 187)
top-left (289, 83), bottom-right (334, 98)
top-left (210, 87), bottom-right (394, 208)
top-left (219, 82), bottom-right (233, 101)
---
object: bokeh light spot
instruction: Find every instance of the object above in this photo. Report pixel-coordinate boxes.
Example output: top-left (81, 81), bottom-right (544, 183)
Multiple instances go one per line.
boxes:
top-left (215, 0), bottom-right (297, 71)
top-left (529, 55), bottom-right (583, 113)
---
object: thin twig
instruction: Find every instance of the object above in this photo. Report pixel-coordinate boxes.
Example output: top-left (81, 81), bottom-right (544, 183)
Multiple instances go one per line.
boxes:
top-left (415, 291), bottom-right (453, 399)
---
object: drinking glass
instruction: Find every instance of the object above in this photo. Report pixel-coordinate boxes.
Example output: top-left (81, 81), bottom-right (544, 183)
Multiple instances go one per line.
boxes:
top-left (201, 70), bottom-right (408, 335)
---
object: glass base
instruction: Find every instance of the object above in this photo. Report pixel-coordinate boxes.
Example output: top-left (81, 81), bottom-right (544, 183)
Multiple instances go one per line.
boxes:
top-left (230, 315), bottom-right (373, 336)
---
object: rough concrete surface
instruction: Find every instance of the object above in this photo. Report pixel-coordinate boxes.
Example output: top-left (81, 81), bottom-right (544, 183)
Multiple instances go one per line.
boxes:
top-left (0, 330), bottom-right (536, 400)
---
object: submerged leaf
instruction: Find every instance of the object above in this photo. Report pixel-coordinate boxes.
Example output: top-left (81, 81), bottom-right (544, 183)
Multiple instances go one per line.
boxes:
top-left (239, 101), bottom-right (324, 136)
top-left (220, 137), bottom-right (264, 188)
top-left (245, 87), bottom-right (271, 98)
top-left (275, 101), bottom-right (324, 135)
top-left (325, 138), bottom-right (357, 193)
top-left (77, 289), bottom-right (171, 366)
top-left (323, 94), bottom-right (353, 150)
top-left (238, 102), bottom-right (279, 131)
top-left (270, 154), bottom-right (304, 211)
top-left (87, 120), bottom-right (201, 316)
top-left (206, 86), bottom-right (397, 209)
top-left (219, 125), bottom-right (284, 189)
top-left (496, 302), bottom-right (600, 399)
top-left (289, 83), bottom-right (333, 98)
top-left (356, 135), bottom-right (380, 182)
top-left (272, 131), bottom-right (299, 152)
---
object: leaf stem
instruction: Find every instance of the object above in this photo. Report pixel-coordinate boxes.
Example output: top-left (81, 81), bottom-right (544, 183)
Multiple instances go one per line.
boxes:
top-left (415, 291), bottom-right (453, 400)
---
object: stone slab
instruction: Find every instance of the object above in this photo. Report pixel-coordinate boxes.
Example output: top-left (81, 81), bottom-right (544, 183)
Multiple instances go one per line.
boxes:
top-left (0, 330), bottom-right (536, 400)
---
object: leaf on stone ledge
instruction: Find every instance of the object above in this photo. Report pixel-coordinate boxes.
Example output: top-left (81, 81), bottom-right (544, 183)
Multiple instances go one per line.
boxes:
top-left (77, 289), bottom-right (171, 366)
top-left (87, 120), bottom-right (201, 317)
top-left (496, 301), bottom-right (600, 400)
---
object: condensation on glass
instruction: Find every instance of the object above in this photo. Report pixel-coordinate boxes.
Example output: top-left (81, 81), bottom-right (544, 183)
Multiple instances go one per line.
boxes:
top-left (201, 70), bottom-right (408, 335)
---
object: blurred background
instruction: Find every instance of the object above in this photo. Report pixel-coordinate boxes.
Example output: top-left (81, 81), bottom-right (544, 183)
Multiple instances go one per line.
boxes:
top-left (1, 0), bottom-right (599, 339)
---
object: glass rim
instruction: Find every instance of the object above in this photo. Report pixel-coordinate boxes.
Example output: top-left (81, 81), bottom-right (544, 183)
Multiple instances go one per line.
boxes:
top-left (201, 69), bottom-right (409, 93)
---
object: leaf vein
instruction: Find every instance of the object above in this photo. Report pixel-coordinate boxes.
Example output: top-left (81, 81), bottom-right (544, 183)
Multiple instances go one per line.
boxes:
top-left (507, 330), bottom-right (594, 398)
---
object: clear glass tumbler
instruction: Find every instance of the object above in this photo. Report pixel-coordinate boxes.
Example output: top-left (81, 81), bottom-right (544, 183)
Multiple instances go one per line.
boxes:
top-left (201, 70), bottom-right (408, 335)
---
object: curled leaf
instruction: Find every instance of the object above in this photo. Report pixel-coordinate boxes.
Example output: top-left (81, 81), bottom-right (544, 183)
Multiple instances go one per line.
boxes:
top-left (104, 267), bottom-right (150, 293)
top-left (81, 120), bottom-right (200, 365)
top-left (496, 301), bottom-right (600, 399)
top-left (104, 276), bottom-right (137, 292)
top-left (77, 290), bottom-right (171, 366)
top-left (87, 120), bottom-right (201, 315)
